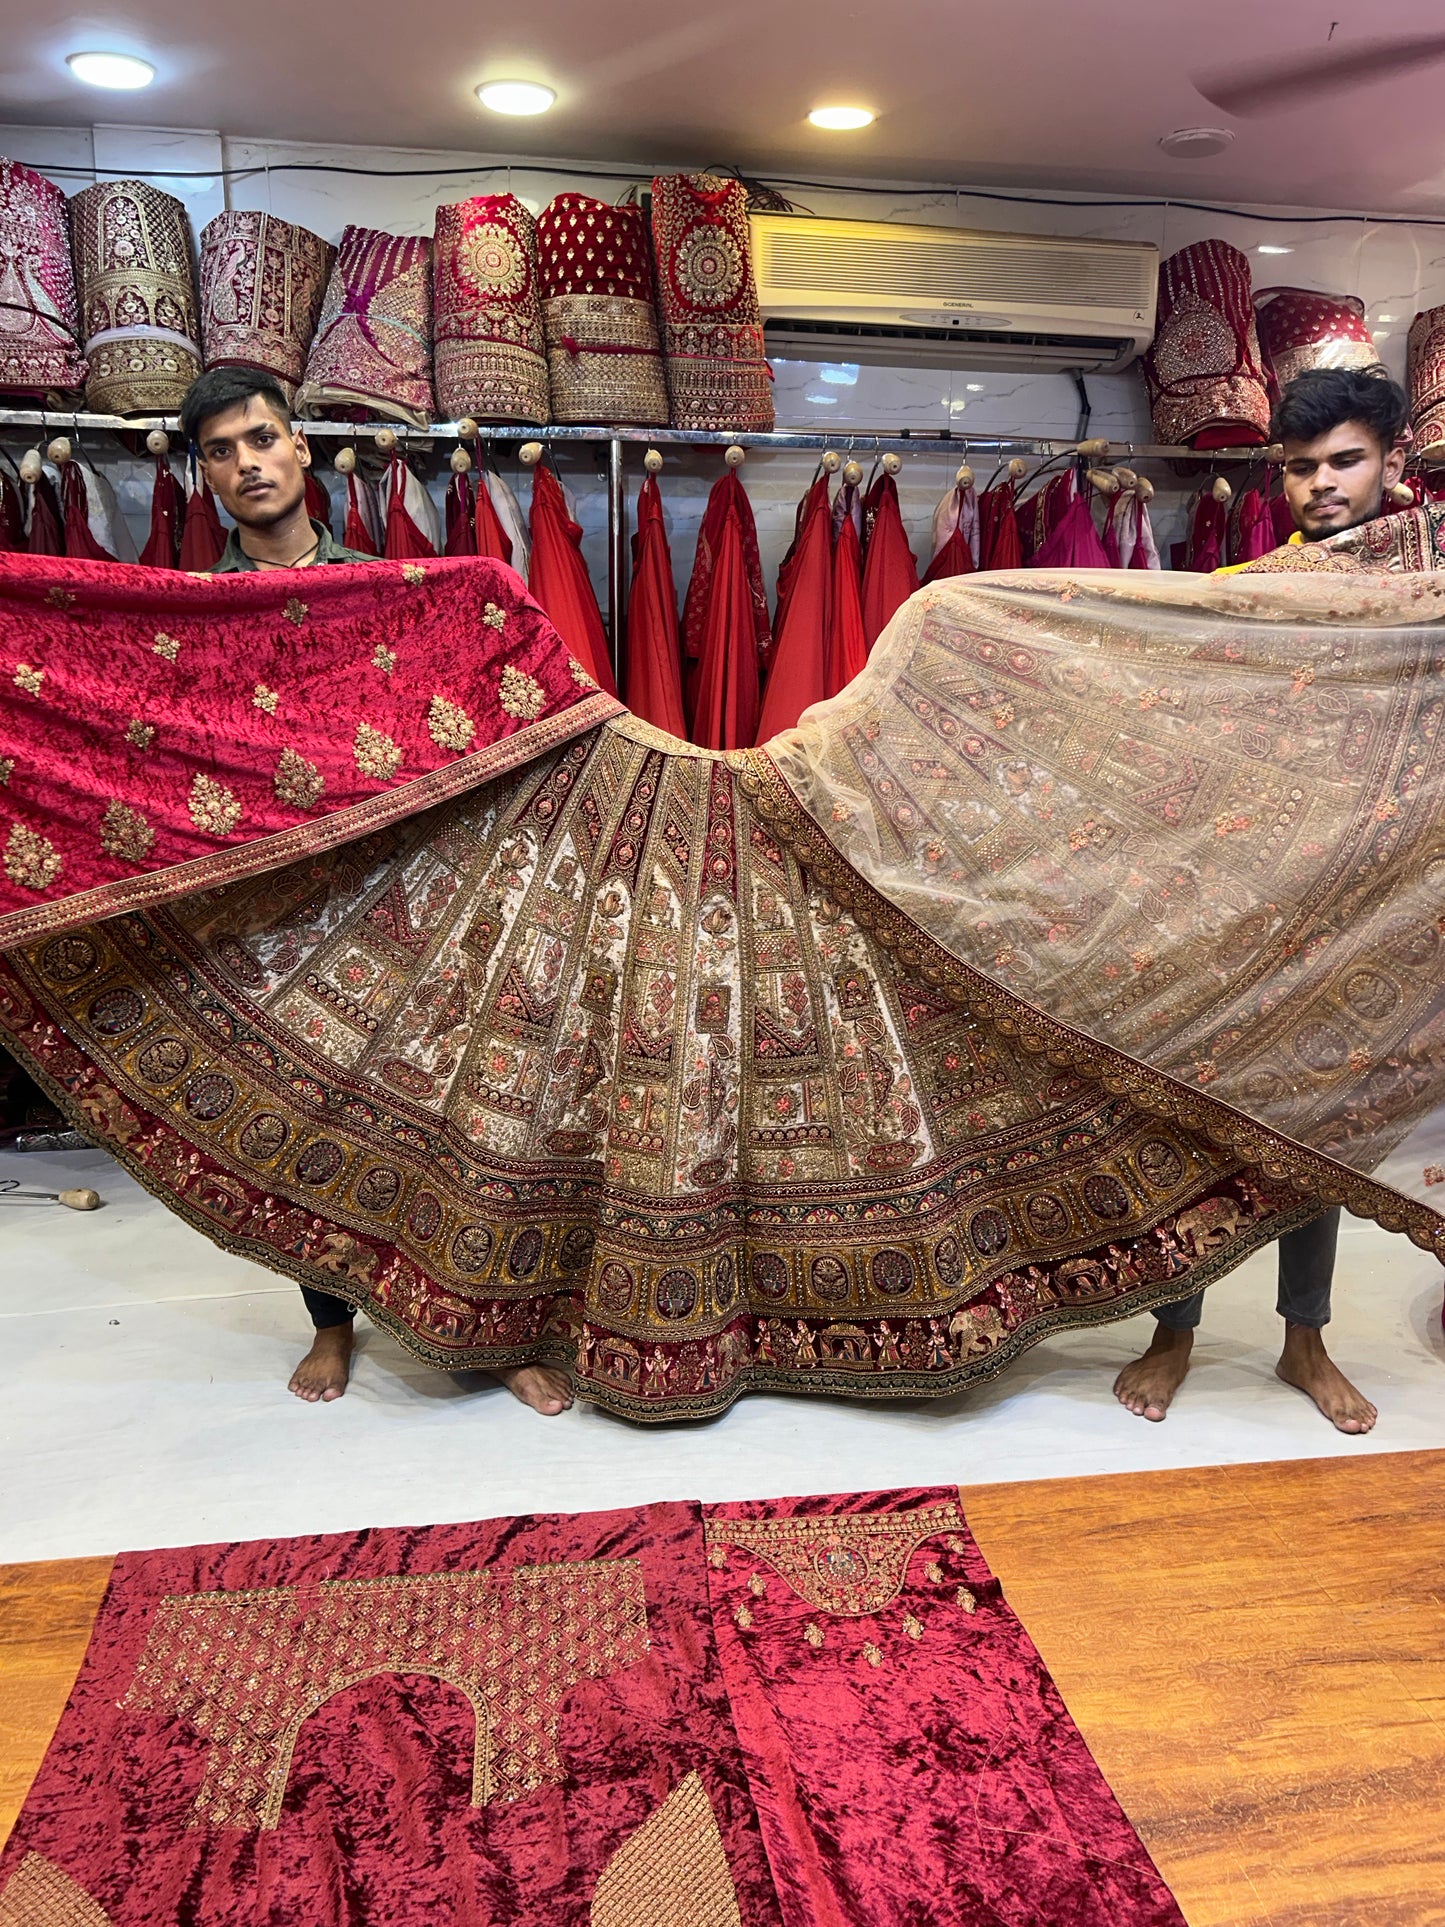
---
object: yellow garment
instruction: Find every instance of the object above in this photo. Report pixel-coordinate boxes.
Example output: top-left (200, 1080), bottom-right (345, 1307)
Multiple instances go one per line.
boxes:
top-left (1214, 529), bottom-right (1302, 574)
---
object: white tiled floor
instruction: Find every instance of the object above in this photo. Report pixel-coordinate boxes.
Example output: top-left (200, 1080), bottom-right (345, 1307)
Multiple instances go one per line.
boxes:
top-left (3, 1143), bottom-right (1443, 1563)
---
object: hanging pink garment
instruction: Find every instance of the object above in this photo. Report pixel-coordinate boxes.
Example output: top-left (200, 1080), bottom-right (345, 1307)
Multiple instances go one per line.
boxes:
top-left (1184, 492), bottom-right (1229, 573)
top-left (1031, 490), bottom-right (1112, 569)
top-left (1229, 487), bottom-right (1275, 566)
top-left (979, 478), bottom-right (1023, 569)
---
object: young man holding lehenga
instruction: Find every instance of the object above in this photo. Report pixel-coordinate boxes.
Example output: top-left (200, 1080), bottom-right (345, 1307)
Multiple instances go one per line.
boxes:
top-left (1, 369), bottom-right (1442, 1429)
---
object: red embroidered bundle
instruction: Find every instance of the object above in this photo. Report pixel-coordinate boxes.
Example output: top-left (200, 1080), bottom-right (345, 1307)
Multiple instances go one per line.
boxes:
top-left (537, 194), bottom-right (668, 425)
top-left (433, 194), bottom-right (549, 425)
top-left (650, 174), bottom-right (774, 433)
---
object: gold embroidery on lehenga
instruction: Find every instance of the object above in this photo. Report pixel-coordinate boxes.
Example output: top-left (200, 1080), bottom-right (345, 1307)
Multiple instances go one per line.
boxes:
top-left (0, 757), bottom-right (12, 784)
top-left (482, 601), bottom-right (507, 630)
top-left (3, 822), bottom-right (61, 891)
top-left (12, 663), bottom-right (43, 695)
top-left (371, 643), bottom-right (396, 675)
top-left (99, 800), bottom-right (155, 863)
top-left (401, 564), bottom-right (427, 586)
top-left (570, 656), bottom-right (598, 690)
top-left (499, 664), bottom-right (546, 720)
top-left (252, 683), bottom-right (279, 715)
top-left (187, 773), bottom-right (241, 837)
top-left (353, 720), bottom-right (402, 780)
top-left (124, 1559), bottom-right (648, 1831)
top-left (123, 719), bottom-right (155, 750)
top-left (588, 1770), bottom-right (741, 1927)
top-left (428, 693), bottom-right (477, 752)
top-left (704, 1504), bottom-right (964, 1615)
top-left (283, 598), bottom-right (308, 626)
top-left (273, 746), bottom-right (325, 809)
top-left (0, 1851), bottom-right (113, 1926)
top-left (44, 586), bottom-right (75, 611)
top-left (152, 632), bottom-right (181, 662)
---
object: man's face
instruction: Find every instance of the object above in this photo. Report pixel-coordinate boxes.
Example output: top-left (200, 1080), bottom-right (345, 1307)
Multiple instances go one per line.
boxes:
top-left (197, 395), bottom-right (310, 529)
top-left (1281, 418), bottom-right (1406, 540)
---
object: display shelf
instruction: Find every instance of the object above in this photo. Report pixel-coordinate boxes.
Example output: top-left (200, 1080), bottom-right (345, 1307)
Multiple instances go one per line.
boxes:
top-left (0, 409), bottom-right (1277, 464)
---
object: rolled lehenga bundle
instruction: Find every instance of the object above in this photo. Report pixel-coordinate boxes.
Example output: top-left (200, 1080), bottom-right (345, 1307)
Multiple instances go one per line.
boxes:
top-left (537, 194), bottom-right (668, 425)
top-left (296, 225), bottom-right (435, 429)
top-left (1254, 285), bottom-right (1379, 397)
top-left (650, 174), bottom-right (774, 432)
top-left (433, 194), bottom-right (548, 425)
top-left (69, 180), bottom-right (201, 416)
top-left (199, 211), bottom-right (332, 404)
top-left (0, 158), bottom-right (87, 398)
top-left (1141, 239), bottom-right (1271, 449)
top-left (2, 542), bottom-right (1444, 1421)
top-left (1407, 305), bottom-right (1445, 454)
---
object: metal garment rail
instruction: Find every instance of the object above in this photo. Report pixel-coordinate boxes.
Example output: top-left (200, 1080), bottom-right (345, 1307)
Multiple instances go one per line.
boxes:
top-left (0, 409), bottom-right (1279, 685)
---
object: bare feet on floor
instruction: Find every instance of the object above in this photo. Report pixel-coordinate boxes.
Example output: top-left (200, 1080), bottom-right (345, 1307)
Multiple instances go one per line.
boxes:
top-left (1113, 1324), bottom-right (1193, 1421)
top-left (288, 1323), bottom-right (354, 1402)
top-left (494, 1363), bottom-right (574, 1416)
top-left (1275, 1323), bottom-right (1377, 1434)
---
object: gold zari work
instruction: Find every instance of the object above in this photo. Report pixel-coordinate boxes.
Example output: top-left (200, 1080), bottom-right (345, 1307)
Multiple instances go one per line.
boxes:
top-left (0, 1854), bottom-right (113, 1927)
top-left (589, 1771), bottom-right (741, 1927)
top-left (125, 1560), bottom-right (648, 1830)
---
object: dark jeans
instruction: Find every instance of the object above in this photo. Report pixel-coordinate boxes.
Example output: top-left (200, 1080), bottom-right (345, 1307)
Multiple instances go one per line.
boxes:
top-left (301, 1284), bottom-right (356, 1330)
top-left (1154, 1207), bottom-right (1340, 1333)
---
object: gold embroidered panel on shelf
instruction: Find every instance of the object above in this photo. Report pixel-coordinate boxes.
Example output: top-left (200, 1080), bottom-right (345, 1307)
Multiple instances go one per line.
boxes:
top-left (704, 1503), bottom-right (965, 1615)
top-left (124, 1559), bottom-right (648, 1830)
top-left (589, 1771), bottom-right (741, 1927)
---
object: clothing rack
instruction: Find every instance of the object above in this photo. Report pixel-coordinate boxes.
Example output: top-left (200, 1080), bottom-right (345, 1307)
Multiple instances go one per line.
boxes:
top-left (0, 408), bottom-right (1279, 682)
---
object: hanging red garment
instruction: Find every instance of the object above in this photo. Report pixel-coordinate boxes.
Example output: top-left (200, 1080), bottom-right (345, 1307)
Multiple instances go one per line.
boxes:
top-left (623, 474), bottom-right (686, 738)
top-left (860, 470), bottom-right (919, 647)
top-left (0, 473), bottom-right (26, 552)
top-left (472, 469), bottom-right (514, 569)
top-left (178, 471), bottom-right (225, 572)
top-left (139, 457), bottom-right (184, 568)
top-left (1270, 489), bottom-right (1296, 548)
top-left (826, 507), bottom-right (869, 696)
top-left (755, 473), bottom-right (833, 742)
top-left (979, 478), bottom-right (1023, 569)
top-left (1031, 490), bottom-right (1112, 569)
top-left (690, 488), bottom-right (761, 750)
top-left (1229, 486), bottom-right (1275, 565)
top-left (58, 462), bottom-right (115, 562)
top-left (303, 469), bottom-right (334, 537)
top-left (340, 473), bottom-right (379, 556)
top-left (382, 455), bottom-right (436, 561)
top-left (1099, 493), bottom-right (1124, 567)
top-left (1183, 491), bottom-right (1229, 573)
top-left (527, 460), bottom-right (617, 696)
top-left (1128, 492), bottom-right (1162, 570)
top-left (681, 469), bottom-right (769, 723)
top-left (444, 470), bottom-right (475, 557)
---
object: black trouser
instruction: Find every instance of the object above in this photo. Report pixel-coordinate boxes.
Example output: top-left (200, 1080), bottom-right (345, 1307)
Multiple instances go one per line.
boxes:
top-left (1154, 1207), bottom-right (1340, 1333)
top-left (301, 1284), bottom-right (356, 1329)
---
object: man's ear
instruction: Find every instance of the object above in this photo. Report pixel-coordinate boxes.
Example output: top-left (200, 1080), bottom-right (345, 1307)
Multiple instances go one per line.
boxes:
top-left (295, 428), bottom-right (311, 471)
top-left (1384, 441), bottom-right (1408, 488)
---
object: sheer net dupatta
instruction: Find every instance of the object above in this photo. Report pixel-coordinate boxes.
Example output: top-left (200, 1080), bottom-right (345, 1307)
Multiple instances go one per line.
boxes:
top-left (764, 569), bottom-right (1445, 1244)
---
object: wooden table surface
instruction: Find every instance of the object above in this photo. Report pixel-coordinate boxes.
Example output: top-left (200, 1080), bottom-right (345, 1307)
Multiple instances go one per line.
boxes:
top-left (3, 1451), bottom-right (1443, 1925)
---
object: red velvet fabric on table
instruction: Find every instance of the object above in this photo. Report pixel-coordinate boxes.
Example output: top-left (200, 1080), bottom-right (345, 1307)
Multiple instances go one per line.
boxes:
top-left (0, 552), bottom-right (619, 943)
top-left (525, 462), bottom-right (617, 697)
top-left (859, 471), bottom-right (918, 648)
top-left (623, 472), bottom-right (687, 737)
top-left (0, 1489), bottom-right (1185, 1926)
top-left (681, 467), bottom-right (770, 740)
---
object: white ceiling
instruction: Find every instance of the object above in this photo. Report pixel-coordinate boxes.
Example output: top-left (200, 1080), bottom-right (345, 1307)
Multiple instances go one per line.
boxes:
top-left (6, 0), bottom-right (1445, 213)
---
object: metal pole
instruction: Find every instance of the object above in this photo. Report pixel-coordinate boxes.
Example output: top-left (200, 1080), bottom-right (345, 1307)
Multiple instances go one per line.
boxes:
top-left (607, 436), bottom-right (626, 692)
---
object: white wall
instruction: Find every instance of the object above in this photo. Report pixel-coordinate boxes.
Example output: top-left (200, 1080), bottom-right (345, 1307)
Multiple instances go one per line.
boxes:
top-left (3, 119), bottom-right (1440, 609)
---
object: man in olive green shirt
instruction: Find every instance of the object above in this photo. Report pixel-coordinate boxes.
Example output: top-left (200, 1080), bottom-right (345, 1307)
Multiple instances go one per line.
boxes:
top-left (173, 368), bottom-right (573, 1420)
top-left (179, 368), bottom-right (371, 573)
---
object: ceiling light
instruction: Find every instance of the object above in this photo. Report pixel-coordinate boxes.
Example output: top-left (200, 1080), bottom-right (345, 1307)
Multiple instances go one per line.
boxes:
top-left (1378, 314), bottom-right (1397, 322)
top-left (1257, 243), bottom-right (1293, 255)
top-left (476, 80), bottom-right (555, 116)
top-left (965, 383), bottom-right (985, 393)
top-left (1157, 126), bottom-right (1233, 159)
top-left (66, 51), bottom-right (155, 89)
top-left (808, 106), bottom-right (874, 131)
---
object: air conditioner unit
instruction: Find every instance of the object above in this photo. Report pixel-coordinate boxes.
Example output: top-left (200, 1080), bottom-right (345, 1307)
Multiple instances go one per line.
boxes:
top-left (750, 213), bottom-right (1158, 374)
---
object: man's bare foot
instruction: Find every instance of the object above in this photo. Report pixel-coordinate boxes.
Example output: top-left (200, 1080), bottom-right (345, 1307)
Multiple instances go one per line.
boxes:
top-left (1113, 1324), bottom-right (1194, 1421)
top-left (494, 1363), bottom-right (574, 1416)
top-left (1275, 1323), bottom-right (1377, 1434)
top-left (288, 1323), bottom-right (353, 1403)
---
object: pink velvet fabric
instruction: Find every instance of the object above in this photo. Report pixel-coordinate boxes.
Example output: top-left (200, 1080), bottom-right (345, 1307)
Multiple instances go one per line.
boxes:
top-left (0, 1490), bottom-right (1184, 1925)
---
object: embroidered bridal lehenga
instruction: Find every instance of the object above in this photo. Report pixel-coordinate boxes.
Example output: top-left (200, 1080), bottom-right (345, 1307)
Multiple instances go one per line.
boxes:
top-left (2, 537), bottom-right (1442, 1418)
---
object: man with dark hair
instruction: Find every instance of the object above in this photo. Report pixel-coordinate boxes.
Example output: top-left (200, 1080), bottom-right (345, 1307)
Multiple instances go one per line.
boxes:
top-left (181, 367), bottom-right (367, 573)
top-left (1113, 364), bottom-right (1410, 1435)
top-left (175, 369), bottom-right (572, 1420)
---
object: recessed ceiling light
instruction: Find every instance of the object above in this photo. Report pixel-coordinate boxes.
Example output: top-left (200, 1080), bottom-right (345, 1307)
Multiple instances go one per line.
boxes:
top-left (808, 106), bottom-right (874, 131)
top-left (1157, 126), bottom-right (1233, 159)
top-left (476, 80), bottom-right (556, 116)
top-left (1378, 314), bottom-right (1397, 322)
top-left (1257, 243), bottom-right (1293, 255)
top-left (966, 382), bottom-right (985, 392)
top-left (66, 50), bottom-right (155, 89)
